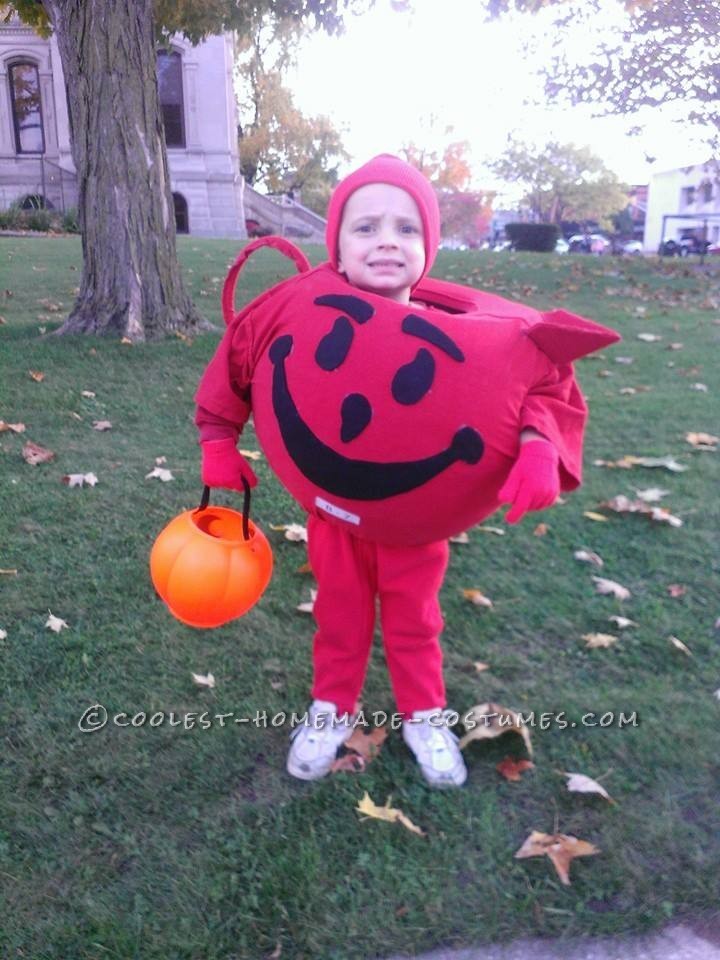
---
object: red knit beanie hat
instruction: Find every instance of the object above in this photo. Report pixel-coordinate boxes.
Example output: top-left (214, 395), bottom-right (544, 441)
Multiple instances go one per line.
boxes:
top-left (326, 154), bottom-right (440, 282)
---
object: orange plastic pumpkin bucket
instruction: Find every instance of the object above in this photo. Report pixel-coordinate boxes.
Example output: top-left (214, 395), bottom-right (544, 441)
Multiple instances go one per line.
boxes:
top-left (150, 484), bottom-right (273, 628)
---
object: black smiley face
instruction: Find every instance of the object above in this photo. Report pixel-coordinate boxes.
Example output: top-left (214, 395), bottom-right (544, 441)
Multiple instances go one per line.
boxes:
top-left (312, 294), bottom-right (466, 443)
top-left (265, 293), bottom-right (484, 503)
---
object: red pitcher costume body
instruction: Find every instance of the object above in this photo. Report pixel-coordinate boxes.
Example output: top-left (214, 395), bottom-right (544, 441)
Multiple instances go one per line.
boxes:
top-left (196, 253), bottom-right (619, 547)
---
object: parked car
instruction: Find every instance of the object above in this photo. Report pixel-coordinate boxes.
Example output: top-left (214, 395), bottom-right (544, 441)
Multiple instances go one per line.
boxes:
top-left (659, 237), bottom-right (710, 257)
top-left (555, 237), bottom-right (569, 254)
top-left (622, 240), bottom-right (644, 255)
top-left (707, 242), bottom-right (720, 256)
top-left (568, 233), bottom-right (611, 254)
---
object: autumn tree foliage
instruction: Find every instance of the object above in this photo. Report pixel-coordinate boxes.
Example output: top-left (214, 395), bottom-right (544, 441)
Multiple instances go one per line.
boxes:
top-left (491, 139), bottom-right (628, 227)
top-left (6, 0), bottom-right (368, 340)
top-left (235, 21), bottom-right (348, 217)
top-left (484, 0), bottom-right (720, 151)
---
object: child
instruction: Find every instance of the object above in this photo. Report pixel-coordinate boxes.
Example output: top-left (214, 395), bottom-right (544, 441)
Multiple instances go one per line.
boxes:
top-left (195, 154), bottom-right (619, 788)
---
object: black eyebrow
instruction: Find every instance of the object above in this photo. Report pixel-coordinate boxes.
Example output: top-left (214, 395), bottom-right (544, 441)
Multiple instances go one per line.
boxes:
top-left (401, 314), bottom-right (464, 361)
top-left (314, 294), bottom-right (374, 324)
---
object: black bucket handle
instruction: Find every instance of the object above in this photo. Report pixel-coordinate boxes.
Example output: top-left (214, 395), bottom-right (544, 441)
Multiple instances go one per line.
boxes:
top-left (196, 479), bottom-right (252, 541)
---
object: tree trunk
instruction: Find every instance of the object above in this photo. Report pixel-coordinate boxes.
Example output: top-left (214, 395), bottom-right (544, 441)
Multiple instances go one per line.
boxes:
top-left (45, 0), bottom-right (207, 340)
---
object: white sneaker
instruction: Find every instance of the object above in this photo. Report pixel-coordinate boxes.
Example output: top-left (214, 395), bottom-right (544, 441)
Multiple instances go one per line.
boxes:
top-left (287, 700), bottom-right (356, 781)
top-left (403, 708), bottom-right (468, 788)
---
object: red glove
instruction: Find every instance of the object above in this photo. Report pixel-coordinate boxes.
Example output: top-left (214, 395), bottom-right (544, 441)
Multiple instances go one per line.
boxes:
top-left (201, 437), bottom-right (258, 490)
top-left (498, 439), bottom-right (559, 524)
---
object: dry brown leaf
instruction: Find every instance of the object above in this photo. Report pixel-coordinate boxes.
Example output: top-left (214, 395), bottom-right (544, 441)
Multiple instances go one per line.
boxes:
top-left (155, 456), bottom-right (167, 465)
top-left (356, 792), bottom-right (425, 836)
top-left (574, 549), bottom-right (604, 567)
top-left (635, 487), bottom-right (669, 502)
top-left (686, 431), bottom-right (718, 451)
top-left (583, 511), bottom-right (609, 523)
top-left (81, 390), bottom-right (96, 399)
top-left (476, 526), bottom-right (505, 536)
top-left (667, 584), bottom-right (687, 598)
top-left (296, 561), bottom-right (313, 575)
top-left (609, 615), bottom-right (636, 629)
top-left (0, 421), bottom-right (26, 433)
top-left (0, 569), bottom-right (18, 576)
top-left (45, 611), bottom-right (69, 633)
top-left (330, 753), bottom-right (366, 774)
top-left (619, 387), bottom-right (637, 395)
top-left (296, 589), bottom-right (317, 614)
top-left (270, 523), bottom-right (308, 543)
top-left (690, 383), bottom-right (708, 392)
top-left (560, 771), bottom-right (615, 803)
top-left (145, 467), bottom-right (174, 482)
top-left (533, 523), bottom-right (549, 537)
top-left (28, 370), bottom-right (45, 382)
top-left (496, 757), bottom-right (535, 782)
top-left (669, 636), bottom-right (692, 656)
top-left (583, 633), bottom-right (619, 649)
top-left (592, 576), bottom-right (631, 600)
top-left (599, 495), bottom-right (683, 528)
top-left (514, 830), bottom-right (600, 886)
top-left (0, 628), bottom-right (6, 641)
top-left (22, 440), bottom-right (55, 465)
top-left (637, 332), bottom-right (662, 342)
top-left (120, 337), bottom-right (134, 345)
top-left (239, 449), bottom-right (262, 460)
top-left (462, 589), bottom-right (493, 608)
top-left (62, 472), bottom-right (99, 488)
top-left (449, 531), bottom-right (469, 544)
top-left (459, 702), bottom-right (533, 756)
top-left (473, 661), bottom-right (490, 673)
top-left (343, 726), bottom-right (388, 764)
top-left (191, 672), bottom-right (216, 688)
top-left (92, 420), bottom-right (112, 431)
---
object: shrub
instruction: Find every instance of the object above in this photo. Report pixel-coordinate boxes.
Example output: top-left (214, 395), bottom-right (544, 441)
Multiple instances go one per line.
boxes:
top-left (61, 207), bottom-right (80, 233)
top-left (0, 203), bottom-right (24, 230)
top-left (25, 209), bottom-right (52, 232)
top-left (505, 222), bottom-right (560, 252)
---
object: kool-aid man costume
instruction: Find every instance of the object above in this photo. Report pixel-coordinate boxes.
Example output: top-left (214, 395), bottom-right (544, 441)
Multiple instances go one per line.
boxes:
top-left (195, 155), bottom-right (620, 718)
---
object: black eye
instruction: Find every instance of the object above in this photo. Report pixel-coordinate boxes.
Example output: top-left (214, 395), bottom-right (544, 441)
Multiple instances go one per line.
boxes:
top-left (341, 393), bottom-right (372, 442)
top-left (391, 348), bottom-right (435, 405)
top-left (315, 316), bottom-right (354, 371)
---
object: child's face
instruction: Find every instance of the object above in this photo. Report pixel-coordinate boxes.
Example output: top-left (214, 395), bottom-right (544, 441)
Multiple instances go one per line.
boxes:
top-left (337, 183), bottom-right (425, 305)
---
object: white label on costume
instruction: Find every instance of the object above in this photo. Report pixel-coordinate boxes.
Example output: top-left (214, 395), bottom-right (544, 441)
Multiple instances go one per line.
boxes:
top-left (315, 496), bottom-right (360, 525)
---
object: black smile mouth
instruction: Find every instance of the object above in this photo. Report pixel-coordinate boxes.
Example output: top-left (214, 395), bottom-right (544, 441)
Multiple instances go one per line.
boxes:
top-left (269, 334), bottom-right (484, 501)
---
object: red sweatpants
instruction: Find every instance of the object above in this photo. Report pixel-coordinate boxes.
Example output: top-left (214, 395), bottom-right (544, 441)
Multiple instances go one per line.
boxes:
top-left (307, 515), bottom-right (450, 716)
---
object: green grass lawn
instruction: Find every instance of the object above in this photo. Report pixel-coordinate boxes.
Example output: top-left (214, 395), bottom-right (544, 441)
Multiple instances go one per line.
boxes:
top-left (1, 237), bottom-right (719, 959)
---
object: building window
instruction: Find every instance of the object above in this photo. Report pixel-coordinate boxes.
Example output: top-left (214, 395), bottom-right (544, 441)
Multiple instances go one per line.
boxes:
top-left (8, 61), bottom-right (45, 154)
top-left (701, 181), bottom-right (713, 203)
top-left (681, 186), bottom-right (696, 207)
top-left (157, 50), bottom-right (185, 148)
top-left (173, 192), bottom-right (189, 233)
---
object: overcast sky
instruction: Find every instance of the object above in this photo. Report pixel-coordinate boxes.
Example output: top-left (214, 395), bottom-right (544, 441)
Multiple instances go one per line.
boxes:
top-left (285, 0), bottom-right (711, 199)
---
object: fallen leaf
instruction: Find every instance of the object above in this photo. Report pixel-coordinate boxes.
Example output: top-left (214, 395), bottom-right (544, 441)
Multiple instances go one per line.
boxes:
top-left (583, 633), bottom-right (619, 649)
top-left (473, 661), bottom-right (490, 673)
top-left (686, 431), bottom-right (718, 451)
top-left (669, 636), bottom-right (692, 656)
top-left (120, 337), bottom-right (133, 345)
top-left (145, 467), bottom-right (174, 482)
top-left (45, 611), bottom-right (69, 633)
top-left (449, 531), bottom-right (469, 544)
top-left (574, 549), bottom-right (604, 568)
top-left (343, 726), bottom-right (388, 764)
top-left (155, 456), bottom-right (167, 465)
top-left (476, 526), bottom-right (505, 535)
top-left (614, 356), bottom-right (634, 365)
top-left (583, 511), bottom-right (609, 523)
top-left (462, 588), bottom-right (493, 608)
top-left (619, 387), bottom-right (637, 395)
top-left (667, 584), bottom-right (687, 598)
top-left (331, 753), bottom-right (366, 774)
top-left (297, 588), bottom-right (317, 614)
top-left (0, 628), bottom-right (7, 640)
top-left (497, 757), bottom-right (534, 781)
top-left (667, 342), bottom-right (684, 351)
top-left (560, 771), bottom-right (615, 803)
top-left (192, 672), bottom-right (216, 688)
top-left (29, 370), bottom-right (45, 382)
top-left (514, 830), bottom-right (600, 886)
top-left (239, 449), bottom-right (262, 461)
top-left (22, 440), bottom-right (55, 465)
top-left (356, 792), bottom-right (425, 836)
top-left (635, 487), bottom-right (669, 502)
top-left (459, 702), bottom-right (533, 756)
top-left (0, 421), bottom-right (26, 433)
top-left (592, 576), bottom-right (631, 601)
top-left (62, 472), bottom-right (99, 488)
top-left (0, 569), bottom-right (18, 576)
top-left (533, 523), bottom-right (549, 537)
top-left (81, 390), bottom-right (96, 399)
top-left (268, 941), bottom-right (282, 960)
top-left (296, 561), bottom-right (313, 575)
top-left (690, 383), bottom-right (708, 392)
top-left (627, 455), bottom-right (688, 473)
top-left (599, 495), bottom-right (683, 527)
top-left (270, 523), bottom-right (308, 543)
top-left (92, 420), bottom-right (112, 431)
top-left (637, 333), bottom-right (662, 342)
top-left (609, 615), bottom-right (636, 629)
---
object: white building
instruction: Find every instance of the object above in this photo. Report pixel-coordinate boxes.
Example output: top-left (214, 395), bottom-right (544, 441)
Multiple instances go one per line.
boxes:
top-left (0, 16), bottom-right (249, 236)
top-left (644, 161), bottom-right (720, 252)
